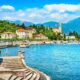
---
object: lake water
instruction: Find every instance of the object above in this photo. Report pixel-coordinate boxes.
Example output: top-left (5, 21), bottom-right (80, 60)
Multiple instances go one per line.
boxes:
top-left (0, 44), bottom-right (80, 80)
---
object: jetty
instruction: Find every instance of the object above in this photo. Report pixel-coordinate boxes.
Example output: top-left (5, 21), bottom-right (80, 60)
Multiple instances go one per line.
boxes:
top-left (0, 51), bottom-right (50, 80)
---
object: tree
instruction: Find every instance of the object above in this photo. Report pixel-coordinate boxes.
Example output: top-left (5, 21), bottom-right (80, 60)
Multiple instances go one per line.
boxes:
top-left (20, 23), bottom-right (26, 29)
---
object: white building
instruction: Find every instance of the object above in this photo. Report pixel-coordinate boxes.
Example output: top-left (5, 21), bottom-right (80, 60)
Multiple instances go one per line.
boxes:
top-left (16, 28), bottom-right (27, 39)
top-left (1, 32), bottom-right (16, 39)
top-left (66, 35), bottom-right (76, 40)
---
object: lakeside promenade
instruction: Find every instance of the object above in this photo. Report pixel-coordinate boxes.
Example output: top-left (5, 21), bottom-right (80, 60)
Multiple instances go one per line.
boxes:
top-left (0, 40), bottom-right (80, 48)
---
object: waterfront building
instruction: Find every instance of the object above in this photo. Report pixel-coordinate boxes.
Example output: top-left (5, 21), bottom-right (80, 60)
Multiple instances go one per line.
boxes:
top-left (26, 27), bottom-right (36, 34)
top-left (66, 35), bottom-right (76, 40)
top-left (34, 33), bottom-right (48, 40)
top-left (26, 27), bottom-right (36, 39)
top-left (28, 32), bottom-right (33, 39)
top-left (52, 22), bottom-right (62, 33)
top-left (16, 28), bottom-right (27, 39)
top-left (1, 32), bottom-right (16, 39)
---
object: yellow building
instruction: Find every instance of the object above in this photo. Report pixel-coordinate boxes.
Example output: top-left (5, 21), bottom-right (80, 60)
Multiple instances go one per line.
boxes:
top-left (28, 32), bottom-right (33, 39)
top-left (26, 27), bottom-right (36, 39)
top-left (52, 22), bottom-right (62, 33)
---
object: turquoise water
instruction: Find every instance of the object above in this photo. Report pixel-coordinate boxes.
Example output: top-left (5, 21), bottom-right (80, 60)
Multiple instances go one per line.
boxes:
top-left (1, 44), bottom-right (80, 80)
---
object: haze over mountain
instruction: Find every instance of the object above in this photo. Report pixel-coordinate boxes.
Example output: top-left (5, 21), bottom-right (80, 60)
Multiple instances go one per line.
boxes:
top-left (9, 18), bottom-right (80, 34)
top-left (10, 20), bottom-right (34, 26)
top-left (37, 21), bottom-right (58, 28)
top-left (62, 18), bottom-right (80, 34)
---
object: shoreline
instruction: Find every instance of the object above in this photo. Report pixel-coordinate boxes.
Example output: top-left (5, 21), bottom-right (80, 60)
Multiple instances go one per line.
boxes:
top-left (0, 40), bottom-right (80, 48)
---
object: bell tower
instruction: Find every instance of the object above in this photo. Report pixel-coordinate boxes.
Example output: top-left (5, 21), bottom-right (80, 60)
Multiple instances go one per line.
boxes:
top-left (59, 22), bottom-right (62, 33)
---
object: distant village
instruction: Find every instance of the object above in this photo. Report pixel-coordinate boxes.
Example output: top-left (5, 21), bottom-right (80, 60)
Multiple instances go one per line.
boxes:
top-left (0, 22), bottom-right (77, 41)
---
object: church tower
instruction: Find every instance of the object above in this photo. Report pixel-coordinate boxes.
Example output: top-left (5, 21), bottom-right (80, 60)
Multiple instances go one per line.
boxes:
top-left (59, 22), bottom-right (62, 33)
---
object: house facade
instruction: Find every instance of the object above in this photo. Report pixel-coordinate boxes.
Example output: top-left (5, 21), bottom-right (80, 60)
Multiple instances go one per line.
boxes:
top-left (52, 22), bottom-right (62, 33)
top-left (34, 34), bottom-right (48, 40)
top-left (26, 27), bottom-right (36, 34)
top-left (16, 28), bottom-right (27, 39)
top-left (1, 32), bottom-right (16, 39)
top-left (66, 35), bottom-right (76, 40)
top-left (26, 27), bottom-right (36, 39)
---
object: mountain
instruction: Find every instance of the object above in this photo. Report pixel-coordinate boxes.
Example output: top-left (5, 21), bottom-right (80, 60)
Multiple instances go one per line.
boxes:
top-left (62, 18), bottom-right (80, 34)
top-left (37, 21), bottom-right (59, 28)
top-left (9, 18), bottom-right (80, 34)
top-left (10, 20), bottom-right (34, 26)
top-left (37, 21), bottom-right (58, 27)
top-left (68, 18), bottom-right (80, 23)
top-left (37, 18), bottom-right (80, 34)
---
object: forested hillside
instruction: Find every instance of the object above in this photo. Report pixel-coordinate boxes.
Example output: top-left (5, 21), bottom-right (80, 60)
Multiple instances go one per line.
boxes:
top-left (0, 20), bottom-right (19, 33)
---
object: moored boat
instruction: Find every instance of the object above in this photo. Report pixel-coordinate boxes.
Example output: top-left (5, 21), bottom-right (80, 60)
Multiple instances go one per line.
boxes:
top-left (19, 43), bottom-right (30, 48)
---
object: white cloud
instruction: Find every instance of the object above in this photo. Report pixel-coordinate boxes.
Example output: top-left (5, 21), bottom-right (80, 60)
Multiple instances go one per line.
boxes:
top-left (17, 10), bottom-right (25, 17)
top-left (0, 4), bottom-right (80, 23)
top-left (0, 5), bottom-right (15, 10)
top-left (44, 4), bottom-right (80, 12)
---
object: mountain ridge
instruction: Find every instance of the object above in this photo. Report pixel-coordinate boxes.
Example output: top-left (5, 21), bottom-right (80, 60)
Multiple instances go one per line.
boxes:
top-left (8, 17), bottom-right (80, 34)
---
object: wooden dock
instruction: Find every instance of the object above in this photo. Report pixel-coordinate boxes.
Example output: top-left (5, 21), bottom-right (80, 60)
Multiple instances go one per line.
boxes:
top-left (0, 53), bottom-right (50, 80)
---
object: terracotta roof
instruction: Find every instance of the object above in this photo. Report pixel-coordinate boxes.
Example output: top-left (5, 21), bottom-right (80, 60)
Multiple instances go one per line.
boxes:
top-left (17, 28), bottom-right (26, 32)
top-left (34, 34), bottom-right (46, 37)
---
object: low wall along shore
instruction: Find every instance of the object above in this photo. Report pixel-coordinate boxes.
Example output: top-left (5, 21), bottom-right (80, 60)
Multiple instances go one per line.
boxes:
top-left (0, 40), bottom-right (80, 49)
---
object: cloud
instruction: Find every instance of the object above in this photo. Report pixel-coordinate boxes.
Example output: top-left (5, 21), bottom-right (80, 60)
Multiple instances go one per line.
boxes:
top-left (44, 4), bottom-right (80, 12)
top-left (0, 5), bottom-right (15, 10)
top-left (0, 4), bottom-right (80, 23)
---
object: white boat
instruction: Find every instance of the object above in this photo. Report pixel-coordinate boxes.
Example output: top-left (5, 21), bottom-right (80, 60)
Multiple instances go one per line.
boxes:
top-left (19, 43), bottom-right (30, 48)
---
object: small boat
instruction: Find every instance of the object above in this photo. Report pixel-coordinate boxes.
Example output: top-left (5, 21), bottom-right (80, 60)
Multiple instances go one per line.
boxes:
top-left (19, 44), bottom-right (27, 48)
top-left (19, 43), bottom-right (30, 48)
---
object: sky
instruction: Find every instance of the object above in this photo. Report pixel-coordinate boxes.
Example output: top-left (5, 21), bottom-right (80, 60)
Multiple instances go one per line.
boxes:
top-left (0, 0), bottom-right (80, 23)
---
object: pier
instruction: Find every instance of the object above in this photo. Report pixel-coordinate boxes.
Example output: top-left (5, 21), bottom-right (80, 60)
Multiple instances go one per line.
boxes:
top-left (0, 51), bottom-right (50, 80)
